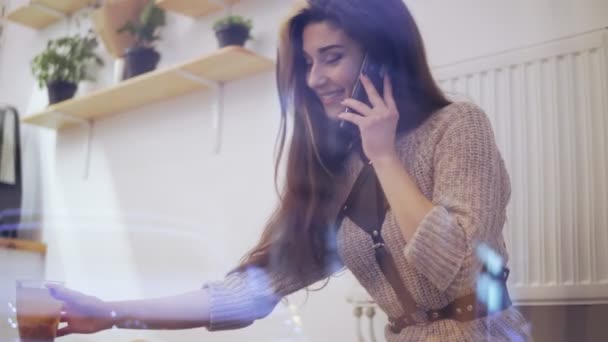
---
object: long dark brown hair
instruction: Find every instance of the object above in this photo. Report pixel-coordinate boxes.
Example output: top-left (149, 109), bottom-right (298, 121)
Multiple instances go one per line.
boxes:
top-left (235, 0), bottom-right (451, 282)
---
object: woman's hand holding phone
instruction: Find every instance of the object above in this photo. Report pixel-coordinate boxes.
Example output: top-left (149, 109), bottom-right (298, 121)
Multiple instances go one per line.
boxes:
top-left (339, 72), bottom-right (399, 164)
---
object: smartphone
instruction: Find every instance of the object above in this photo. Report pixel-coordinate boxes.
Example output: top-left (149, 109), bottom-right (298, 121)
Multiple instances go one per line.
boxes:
top-left (339, 53), bottom-right (385, 130)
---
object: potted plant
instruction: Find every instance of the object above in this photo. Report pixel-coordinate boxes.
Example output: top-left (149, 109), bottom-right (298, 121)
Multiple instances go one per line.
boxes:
top-left (117, 0), bottom-right (166, 79)
top-left (31, 31), bottom-right (104, 105)
top-left (212, 15), bottom-right (253, 48)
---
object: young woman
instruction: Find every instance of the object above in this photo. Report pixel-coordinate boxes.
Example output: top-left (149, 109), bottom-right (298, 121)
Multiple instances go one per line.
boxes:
top-left (48, 0), bottom-right (531, 340)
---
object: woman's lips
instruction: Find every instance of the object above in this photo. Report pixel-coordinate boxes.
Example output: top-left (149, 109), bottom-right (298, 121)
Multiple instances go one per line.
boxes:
top-left (319, 90), bottom-right (344, 105)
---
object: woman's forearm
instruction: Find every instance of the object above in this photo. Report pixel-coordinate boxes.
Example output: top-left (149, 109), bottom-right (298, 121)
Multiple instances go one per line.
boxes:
top-left (372, 153), bottom-right (433, 242)
top-left (108, 290), bottom-right (211, 330)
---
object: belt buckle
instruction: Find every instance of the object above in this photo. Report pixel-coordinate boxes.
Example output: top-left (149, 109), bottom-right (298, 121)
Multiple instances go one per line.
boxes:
top-left (413, 315), bottom-right (430, 327)
top-left (412, 306), bottom-right (430, 326)
top-left (389, 307), bottom-right (431, 332)
top-left (388, 319), bottom-right (405, 333)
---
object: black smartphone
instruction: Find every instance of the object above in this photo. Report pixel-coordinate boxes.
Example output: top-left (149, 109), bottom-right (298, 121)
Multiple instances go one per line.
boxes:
top-left (339, 53), bottom-right (385, 130)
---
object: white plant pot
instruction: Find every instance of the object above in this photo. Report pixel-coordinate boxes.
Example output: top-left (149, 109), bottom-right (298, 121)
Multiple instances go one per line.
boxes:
top-left (113, 58), bottom-right (125, 84)
top-left (77, 80), bottom-right (100, 96)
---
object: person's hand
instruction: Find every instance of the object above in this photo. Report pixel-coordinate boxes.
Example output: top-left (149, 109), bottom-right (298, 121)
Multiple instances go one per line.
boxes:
top-left (47, 284), bottom-right (114, 337)
top-left (339, 73), bottom-right (399, 164)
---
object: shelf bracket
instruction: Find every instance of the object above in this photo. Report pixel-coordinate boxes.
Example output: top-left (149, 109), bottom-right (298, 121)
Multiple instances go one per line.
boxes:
top-left (29, 1), bottom-right (67, 19)
top-left (52, 111), bottom-right (93, 180)
top-left (175, 69), bottom-right (224, 154)
top-left (213, 84), bottom-right (224, 154)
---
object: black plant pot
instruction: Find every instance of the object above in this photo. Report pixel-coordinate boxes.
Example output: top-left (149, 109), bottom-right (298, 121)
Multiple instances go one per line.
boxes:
top-left (214, 24), bottom-right (250, 48)
top-left (122, 46), bottom-right (160, 80)
top-left (47, 80), bottom-right (77, 104)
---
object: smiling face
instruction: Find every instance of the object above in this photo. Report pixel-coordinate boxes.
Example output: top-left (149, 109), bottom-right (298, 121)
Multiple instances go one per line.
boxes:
top-left (302, 21), bottom-right (365, 120)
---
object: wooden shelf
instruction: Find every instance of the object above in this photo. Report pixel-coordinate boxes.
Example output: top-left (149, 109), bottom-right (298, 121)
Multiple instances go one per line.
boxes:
top-left (5, 0), bottom-right (91, 30)
top-left (156, 0), bottom-right (240, 17)
top-left (0, 238), bottom-right (46, 254)
top-left (22, 46), bottom-right (274, 129)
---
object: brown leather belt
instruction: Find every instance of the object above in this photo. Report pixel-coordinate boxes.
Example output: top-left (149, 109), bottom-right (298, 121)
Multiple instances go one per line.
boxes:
top-left (387, 267), bottom-right (512, 333)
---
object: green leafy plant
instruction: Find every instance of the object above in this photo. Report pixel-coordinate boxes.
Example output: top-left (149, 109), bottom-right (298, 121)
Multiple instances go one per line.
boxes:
top-left (212, 14), bottom-right (253, 38)
top-left (31, 31), bottom-right (104, 89)
top-left (117, 0), bottom-right (166, 48)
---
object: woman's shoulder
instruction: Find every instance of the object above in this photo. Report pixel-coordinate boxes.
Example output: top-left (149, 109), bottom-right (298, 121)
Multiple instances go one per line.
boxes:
top-left (429, 101), bottom-right (490, 130)
top-left (411, 101), bottom-right (494, 140)
top-left (395, 101), bottom-right (496, 157)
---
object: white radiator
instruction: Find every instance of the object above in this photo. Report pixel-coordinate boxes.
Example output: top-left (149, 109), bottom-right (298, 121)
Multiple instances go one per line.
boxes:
top-left (433, 28), bottom-right (608, 305)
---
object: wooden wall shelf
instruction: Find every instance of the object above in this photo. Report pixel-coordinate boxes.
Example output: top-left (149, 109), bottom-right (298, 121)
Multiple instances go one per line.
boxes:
top-left (156, 0), bottom-right (241, 17)
top-left (22, 46), bottom-right (274, 129)
top-left (0, 238), bottom-right (46, 254)
top-left (5, 0), bottom-right (91, 30)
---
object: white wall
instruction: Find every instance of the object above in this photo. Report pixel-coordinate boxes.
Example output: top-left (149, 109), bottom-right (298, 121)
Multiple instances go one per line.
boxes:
top-left (409, 0), bottom-right (608, 67)
top-left (0, 0), bottom-right (606, 341)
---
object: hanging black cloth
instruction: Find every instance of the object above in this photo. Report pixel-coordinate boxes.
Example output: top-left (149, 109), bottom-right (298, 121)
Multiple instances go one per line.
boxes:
top-left (0, 106), bottom-right (22, 239)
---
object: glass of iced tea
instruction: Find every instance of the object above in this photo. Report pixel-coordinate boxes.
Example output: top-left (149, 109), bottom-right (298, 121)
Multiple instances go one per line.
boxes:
top-left (16, 280), bottom-right (64, 342)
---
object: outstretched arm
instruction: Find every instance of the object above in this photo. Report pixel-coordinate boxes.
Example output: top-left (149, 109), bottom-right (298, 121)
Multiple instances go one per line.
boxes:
top-left (48, 285), bottom-right (211, 337)
top-left (48, 262), bottom-right (335, 337)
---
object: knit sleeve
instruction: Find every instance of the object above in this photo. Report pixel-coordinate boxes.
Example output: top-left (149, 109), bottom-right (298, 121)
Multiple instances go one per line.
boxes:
top-left (202, 259), bottom-right (340, 331)
top-left (403, 103), bottom-right (509, 292)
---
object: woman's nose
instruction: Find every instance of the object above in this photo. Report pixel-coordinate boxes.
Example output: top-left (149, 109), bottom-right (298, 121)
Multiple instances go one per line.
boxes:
top-left (307, 65), bottom-right (328, 89)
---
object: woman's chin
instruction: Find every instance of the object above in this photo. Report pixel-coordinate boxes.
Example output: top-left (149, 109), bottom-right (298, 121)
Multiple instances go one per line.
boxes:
top-left (324, 107), bottom-right (344, 121)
